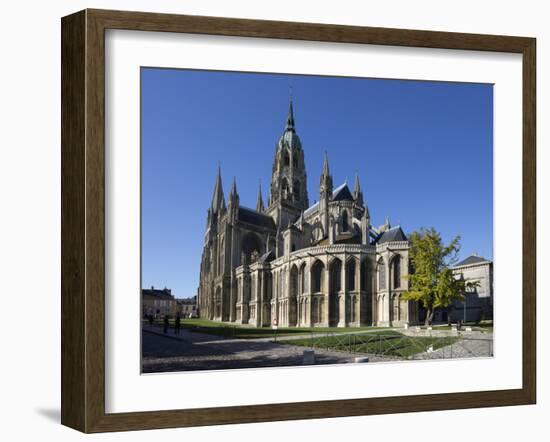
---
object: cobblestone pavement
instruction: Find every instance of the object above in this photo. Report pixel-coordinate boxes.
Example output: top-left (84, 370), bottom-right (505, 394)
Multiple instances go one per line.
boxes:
top-left (412, 332), bottom-right (493, 360)
top-left (142, 328), bottom-right (388, 373)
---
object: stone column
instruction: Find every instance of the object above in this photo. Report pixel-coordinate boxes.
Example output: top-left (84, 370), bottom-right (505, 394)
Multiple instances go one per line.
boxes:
top-left (308, 257), bottom-right (313, 327)
top-left (339, 255), bottom-right (347, 327)
top-left (354, 257), bottom-right (361, 325)
top-left (274, 270), bottom-right (279, 325)
top-left (258, 271), bottom-right (265, 327)
top-left (386, 250), bottom-right (392, 326)
top-left (242, 272), bottom-right (250, 324)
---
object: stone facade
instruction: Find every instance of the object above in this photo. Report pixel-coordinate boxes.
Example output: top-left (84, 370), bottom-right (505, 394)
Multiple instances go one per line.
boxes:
top-left (142, 287), bottom-right (178, 318)
top-left (177, 296), bottom-right (198, 317)
top-left (197, 99), bottom-right (419, 328)
top-left (449, 255), bottom-right (493, 322)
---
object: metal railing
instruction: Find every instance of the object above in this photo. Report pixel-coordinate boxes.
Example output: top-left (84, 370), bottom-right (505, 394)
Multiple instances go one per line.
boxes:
top-left (277, 332), bottom-right (493, 361)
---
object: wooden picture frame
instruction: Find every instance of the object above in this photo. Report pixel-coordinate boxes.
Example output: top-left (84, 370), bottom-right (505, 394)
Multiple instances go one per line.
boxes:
top-left (61, 8), bottom-right (536, 433)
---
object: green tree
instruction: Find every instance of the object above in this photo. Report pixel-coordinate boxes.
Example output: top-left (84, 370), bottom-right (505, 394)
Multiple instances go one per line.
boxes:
top-left (403, 227), bottom-right (467, 326)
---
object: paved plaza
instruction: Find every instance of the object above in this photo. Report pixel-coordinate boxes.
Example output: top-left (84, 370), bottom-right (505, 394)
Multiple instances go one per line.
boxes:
top-left (142, 324), bottom-right (493, 373)
top-left (142, 329), bottom-right (359, 372)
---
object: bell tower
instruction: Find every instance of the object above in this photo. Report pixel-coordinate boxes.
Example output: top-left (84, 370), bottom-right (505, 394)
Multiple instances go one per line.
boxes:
top-left (266, 98), bottom-right (309, 228)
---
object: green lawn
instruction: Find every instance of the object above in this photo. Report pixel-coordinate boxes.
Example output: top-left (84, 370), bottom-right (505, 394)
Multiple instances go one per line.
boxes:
top-left (144, 318), bottom-right (383, 339)
top-left (279, 330), bottom-right (460, 358)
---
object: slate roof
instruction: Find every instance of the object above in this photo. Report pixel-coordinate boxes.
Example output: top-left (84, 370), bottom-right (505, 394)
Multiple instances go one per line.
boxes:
top-left (237, 206), bottom-right (276, 230)
top-left (376, 226), bottom-right (408, 244)
top-left (142, 288), bottom-right (174, 300)
top-left (454, 255), bottom-right (490, 267)
top-left (303, 201), bottom-right (319, 217)
top-left (302, 183), bottom-right (355, 218)
top-left (332, 183), bottom-right (354, 202)
top-left (259, 250), bottom-right (275, 263)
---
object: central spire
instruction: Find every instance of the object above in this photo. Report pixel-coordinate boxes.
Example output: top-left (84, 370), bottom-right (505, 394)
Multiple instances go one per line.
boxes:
top-left (285, 96), bottom-right (295, 132)
top-left (268, 94), bottom-right (309, 216)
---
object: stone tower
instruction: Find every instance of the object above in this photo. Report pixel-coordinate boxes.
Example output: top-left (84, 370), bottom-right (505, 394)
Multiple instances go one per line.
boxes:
top-left (266, 98), bottom-right (309, 229)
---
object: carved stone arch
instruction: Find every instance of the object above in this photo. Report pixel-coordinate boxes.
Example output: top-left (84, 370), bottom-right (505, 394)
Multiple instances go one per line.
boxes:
top-left (392, 293), bottom-right (400, 322)
top-left (282, 148), bottom-right (290, 167)
top-left (214, 286), bottom-right (222, 318)
top-left (390, 254), bottom-right (402, 289)
top-left (345, 255), bottom-right (358, 291)
top-left (289, 264), bottom-right (299, 298)
top-left (328, 257), bottom-right (342, 326)
top-left (311, 259), bottom-right (325, 293)
top-left (293, 179), bottom-right (301, 200)
top-left (299, 261), bottom-right (307, 294)
top-left (241, 232), bottom-right (263, 266)
top-left (360, 256), bottom-right (371, 292)
top-left (288, 267), bottom-right (298, 326)
top-left (377, 257), bottom-right (386, 290)
top-left (281, 177), bottom-right (290, 199)
top-left (341, 210), bottom-right (350, 232)
top-left (310, 221), bottom-right (324, 243)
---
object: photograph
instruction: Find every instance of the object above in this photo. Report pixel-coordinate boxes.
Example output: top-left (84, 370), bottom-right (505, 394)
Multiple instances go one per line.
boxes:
top-left (140, 68), bottom-right (494, 373)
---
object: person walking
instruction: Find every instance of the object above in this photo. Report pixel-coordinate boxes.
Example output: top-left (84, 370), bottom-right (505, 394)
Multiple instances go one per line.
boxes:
top-left (174, 314), bottom-right (181, 335)
top-left (163, 315), bottom-right (169, 334)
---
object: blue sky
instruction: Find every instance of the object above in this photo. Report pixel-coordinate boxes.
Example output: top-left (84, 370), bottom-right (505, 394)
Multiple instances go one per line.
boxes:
top-left (141, 68), bottom-right (493, 299)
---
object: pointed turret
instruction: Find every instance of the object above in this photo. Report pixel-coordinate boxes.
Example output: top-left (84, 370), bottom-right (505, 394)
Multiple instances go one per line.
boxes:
top-left (320, 151), bottom-right (333, 196)
top-left (210, 165), bottom-right (225, 214)
top-left (256, 182), bottom-right (265, 213)
top-left (229, 176), bottom-right (238, 202)
top-left (322, 150), bottom-right (330, 177)
top-left (227, 176), bottom-right (240, 222)
top-left (353, 173), bottom-right (364, 206)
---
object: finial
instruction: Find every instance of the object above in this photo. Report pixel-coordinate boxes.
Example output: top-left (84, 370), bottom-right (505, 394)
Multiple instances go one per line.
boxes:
top-left (285, 92), bottom-right (295, 131)
top-left (230, 176), bottom-right (237, 196)
top-left (322, 150), bottom-right (330, 175)
top-left (256, 180), bottom-right (265, 212)
top-left (211, 163), bottom-right (225, 213)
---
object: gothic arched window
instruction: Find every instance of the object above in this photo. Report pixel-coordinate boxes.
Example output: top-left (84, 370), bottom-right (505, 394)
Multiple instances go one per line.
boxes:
top-left (378, 259), bottom-right (386, 290)
top-left (283, 150), bottom-right (290, 167)
top-left (281, 178), bottom-right (289, 199)
top-left (293, 180), bottom-right (301, 199)
top-left (300, 263), bottom-right (307, 294)
top-left (342, 211), bottom-right (349, 232)
top-left (393, 255), bottom-right (401, 288)
top-left (346, 259), bottom-right (356, 291)
top-left (311, 260), bottom-right (324, 293)
top-left (330, 259), bottom-right (342, 293)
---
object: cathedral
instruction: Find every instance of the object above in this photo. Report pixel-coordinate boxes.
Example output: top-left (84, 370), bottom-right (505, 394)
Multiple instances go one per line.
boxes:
top-left (197, 99), bottom-right (419, 328)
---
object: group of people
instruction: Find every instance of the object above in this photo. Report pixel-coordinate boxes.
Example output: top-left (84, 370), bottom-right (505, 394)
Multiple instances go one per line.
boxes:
top-left (146, 313), bottom-right (182, 335)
